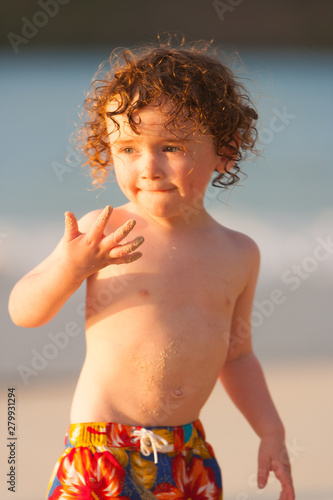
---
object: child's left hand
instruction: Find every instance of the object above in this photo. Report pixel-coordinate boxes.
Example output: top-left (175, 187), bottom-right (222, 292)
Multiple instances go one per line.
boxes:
top-left (257, 433), bottom-right (295, 500)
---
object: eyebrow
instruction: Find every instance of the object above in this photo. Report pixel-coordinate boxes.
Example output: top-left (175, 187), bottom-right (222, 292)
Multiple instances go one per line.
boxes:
top-left (112, 136), bottom-right (187, 145)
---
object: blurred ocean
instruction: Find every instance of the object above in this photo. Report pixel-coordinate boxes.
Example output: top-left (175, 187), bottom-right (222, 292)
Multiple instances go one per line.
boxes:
top-left (1, 46), bottom-right (333, 382)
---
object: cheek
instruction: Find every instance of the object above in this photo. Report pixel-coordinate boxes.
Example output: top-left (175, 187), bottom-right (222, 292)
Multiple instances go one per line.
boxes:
top-left (172, 157), bottom-right (196, 184)
top-left (113, 166), bottom-right (134, 191)
top-left (184, 166), bottom-right (213, 193)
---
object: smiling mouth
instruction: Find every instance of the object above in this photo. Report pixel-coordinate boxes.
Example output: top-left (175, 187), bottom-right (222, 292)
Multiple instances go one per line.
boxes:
top-left (139, 187), bottom-right (176, 193)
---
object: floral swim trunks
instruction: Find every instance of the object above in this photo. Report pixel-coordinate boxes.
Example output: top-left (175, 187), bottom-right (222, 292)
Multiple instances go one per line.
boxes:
top-left (46, 419), bottom-right (222, 499)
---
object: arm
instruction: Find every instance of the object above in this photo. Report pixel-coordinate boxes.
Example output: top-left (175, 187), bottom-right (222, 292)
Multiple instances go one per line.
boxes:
top-left (8, 206), bottom-right (144, 328)
top-left (219, 240), bottom-right (295, 499)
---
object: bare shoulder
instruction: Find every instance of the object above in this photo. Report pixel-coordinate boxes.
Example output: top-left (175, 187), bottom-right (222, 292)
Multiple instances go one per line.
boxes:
top-left (217, 220), bottom-right (259, 256)
top-left (213, 222), bottom-right (261, 297)
top-left (77, 203), bottom-right (135, 234)
top-left (77, 208), bottom-right (104, 232)
top-left (212, 220), bottom-right (260, 275)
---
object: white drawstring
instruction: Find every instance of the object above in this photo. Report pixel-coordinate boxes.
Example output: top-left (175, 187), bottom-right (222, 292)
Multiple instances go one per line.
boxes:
top-left (131, 428), bottom-right (169, 464)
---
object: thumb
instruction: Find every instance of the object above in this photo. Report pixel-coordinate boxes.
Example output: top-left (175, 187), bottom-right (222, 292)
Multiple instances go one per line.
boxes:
top-left (64, 211), bottom-right (79, 242)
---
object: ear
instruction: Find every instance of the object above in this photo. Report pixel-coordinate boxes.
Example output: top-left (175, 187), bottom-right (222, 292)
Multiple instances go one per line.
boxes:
top-left (215, 133), bottom-right (241, 174)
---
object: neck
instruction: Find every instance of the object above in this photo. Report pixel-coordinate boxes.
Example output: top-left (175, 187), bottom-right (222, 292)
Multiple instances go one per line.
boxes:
top-left (127, 202), bottom-right (213, 232)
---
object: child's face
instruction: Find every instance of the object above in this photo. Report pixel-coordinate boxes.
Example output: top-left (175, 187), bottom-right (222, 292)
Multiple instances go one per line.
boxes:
top-left (105, 100), bottom-right (226, 222)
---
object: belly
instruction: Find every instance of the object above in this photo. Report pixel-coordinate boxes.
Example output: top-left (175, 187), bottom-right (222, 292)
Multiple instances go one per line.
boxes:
top-left (70, 307), bottom-right (230, 425)
top-left (70, 263), bottom-right (234, 425)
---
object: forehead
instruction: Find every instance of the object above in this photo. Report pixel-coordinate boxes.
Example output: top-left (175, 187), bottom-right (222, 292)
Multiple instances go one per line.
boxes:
top-left (105, 99), bottom-right (195, 140)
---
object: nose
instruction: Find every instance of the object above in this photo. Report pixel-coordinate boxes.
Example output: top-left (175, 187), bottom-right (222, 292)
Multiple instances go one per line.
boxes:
top-left (140, 151), bottom-right (165, 180)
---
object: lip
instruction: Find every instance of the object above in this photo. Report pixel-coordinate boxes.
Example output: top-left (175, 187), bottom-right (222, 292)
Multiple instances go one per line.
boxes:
top-left (139, 187), bottom-right (176, 193)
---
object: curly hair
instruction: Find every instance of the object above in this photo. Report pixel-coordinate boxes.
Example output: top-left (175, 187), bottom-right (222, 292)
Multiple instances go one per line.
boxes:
top-left (77, 40), bottom-right (258, 188)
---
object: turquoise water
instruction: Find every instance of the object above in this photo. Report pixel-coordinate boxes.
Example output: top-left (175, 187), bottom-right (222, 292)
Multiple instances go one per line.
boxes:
top-left (1, 47), bottom-right (333, 377)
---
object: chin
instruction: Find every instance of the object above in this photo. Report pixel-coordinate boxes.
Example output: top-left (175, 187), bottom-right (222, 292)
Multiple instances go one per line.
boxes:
top-left (149, 209), bottom-right (180, 219)
top-left (140, 204), bottom-right (181, 220)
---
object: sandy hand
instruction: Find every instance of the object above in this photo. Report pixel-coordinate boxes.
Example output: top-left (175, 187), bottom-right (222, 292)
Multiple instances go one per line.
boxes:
top-left (63, 205), bottom-right (144, 280)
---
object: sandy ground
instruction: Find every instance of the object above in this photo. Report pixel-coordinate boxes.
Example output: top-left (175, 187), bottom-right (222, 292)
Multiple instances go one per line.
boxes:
top-left (0, 358), bottom-right (332, 500)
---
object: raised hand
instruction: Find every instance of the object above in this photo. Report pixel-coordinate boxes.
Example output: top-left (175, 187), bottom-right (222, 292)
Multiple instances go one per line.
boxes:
top-left (62, 205), bottom-right (144, 281)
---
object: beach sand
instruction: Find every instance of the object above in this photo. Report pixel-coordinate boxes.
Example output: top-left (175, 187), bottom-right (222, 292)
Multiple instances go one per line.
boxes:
top-left (0, 359), bottom-right (332, 500)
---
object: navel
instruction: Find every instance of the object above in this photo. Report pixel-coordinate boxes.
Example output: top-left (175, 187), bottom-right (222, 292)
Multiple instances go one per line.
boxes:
top-left (172, 387), bottom-right (184, 398)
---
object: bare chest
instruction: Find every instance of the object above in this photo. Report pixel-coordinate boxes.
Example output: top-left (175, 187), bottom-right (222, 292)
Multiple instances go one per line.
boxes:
top-left (86, 236), bottom-right (243, 329)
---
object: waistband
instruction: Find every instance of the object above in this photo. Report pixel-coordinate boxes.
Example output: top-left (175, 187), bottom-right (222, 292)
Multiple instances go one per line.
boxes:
top-left (65, 420), bottom-right (207, 461)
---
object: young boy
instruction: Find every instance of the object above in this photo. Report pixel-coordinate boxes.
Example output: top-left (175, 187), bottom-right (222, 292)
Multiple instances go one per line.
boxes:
top-left (9, 44), bottom-right (295, 499)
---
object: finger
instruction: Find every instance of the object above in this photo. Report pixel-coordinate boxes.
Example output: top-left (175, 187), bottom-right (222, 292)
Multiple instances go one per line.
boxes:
top-left (104, 218), bottom-right (137, 248)
top-left (87, 205), bottom-right (113, 242)
top-left (257, 458), bottom-right (270, 490)
top-left (279, 484), bottom-right (296, 500)
top-left (109, 236), bottom-right (144, 259)
top-left (278, 479), bottom-right (295, 500)
top-left (111, 251), bottom-right (143, 266)
top-left (64, 212), bottom-right (79, 242)
top-left (272, 462), bottom-right (295, 500)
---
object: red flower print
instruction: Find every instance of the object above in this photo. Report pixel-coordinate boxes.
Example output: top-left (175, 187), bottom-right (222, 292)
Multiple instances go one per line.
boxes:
top-left (49, 448), bottom-right (129, 499)
top-left (153, 454), bottom-right (222, 500)
top-left (173, 427), bottom-right (185, 452)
